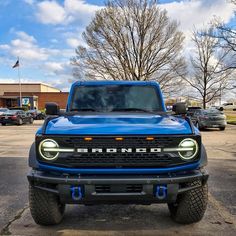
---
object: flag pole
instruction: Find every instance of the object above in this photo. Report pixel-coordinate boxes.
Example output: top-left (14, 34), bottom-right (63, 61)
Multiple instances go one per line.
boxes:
top-left (17, 57), bottom-right (22, 107)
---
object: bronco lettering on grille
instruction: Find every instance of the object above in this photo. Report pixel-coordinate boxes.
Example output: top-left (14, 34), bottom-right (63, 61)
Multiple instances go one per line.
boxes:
top-left (77, 148), bottom-right (161, 153)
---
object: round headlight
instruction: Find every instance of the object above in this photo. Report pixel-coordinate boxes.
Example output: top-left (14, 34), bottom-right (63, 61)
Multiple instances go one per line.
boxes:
top-left (178, 138), bottom-right (198, 160)
top-left (39, 139), bottom-right (59, 160)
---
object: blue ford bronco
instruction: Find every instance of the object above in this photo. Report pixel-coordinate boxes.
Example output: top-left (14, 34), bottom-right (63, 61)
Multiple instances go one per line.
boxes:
top-left (27, 81), bottom-right (208, 225)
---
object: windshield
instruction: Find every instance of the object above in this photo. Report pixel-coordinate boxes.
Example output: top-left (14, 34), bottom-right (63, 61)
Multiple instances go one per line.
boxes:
top-left (4, 110), bottom-right (19, 114)
top-left (70, 85), bottom-right (163, 112)
top-left (203, 109), bottom-right (223, 115)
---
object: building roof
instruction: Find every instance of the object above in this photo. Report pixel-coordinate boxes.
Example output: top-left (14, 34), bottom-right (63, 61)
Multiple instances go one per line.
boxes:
top-left (0, 82), bottom-right (59, 90)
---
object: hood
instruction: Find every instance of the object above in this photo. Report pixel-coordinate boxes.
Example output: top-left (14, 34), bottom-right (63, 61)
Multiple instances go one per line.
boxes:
top-left (45, 114), bottom-right (192, 135)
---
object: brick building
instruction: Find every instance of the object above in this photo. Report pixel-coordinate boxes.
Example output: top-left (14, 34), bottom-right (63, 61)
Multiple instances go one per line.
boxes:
top-left (0, 83), bottom-right (69, 109)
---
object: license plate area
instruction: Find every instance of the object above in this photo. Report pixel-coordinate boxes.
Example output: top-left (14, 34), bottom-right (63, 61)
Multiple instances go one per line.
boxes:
top-left (95, 184), bottom-right (143, 193)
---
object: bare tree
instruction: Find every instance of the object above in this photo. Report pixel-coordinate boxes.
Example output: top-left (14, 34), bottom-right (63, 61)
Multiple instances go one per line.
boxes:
top-left (209, 0), bottom-right (236, 69)
top-left (71, 0), bottom-right (186, 93)
top-left (185, 28), bottom-right (234, 109)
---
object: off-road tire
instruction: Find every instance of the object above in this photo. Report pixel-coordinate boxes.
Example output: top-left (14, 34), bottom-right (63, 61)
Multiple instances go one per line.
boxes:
top-left (168, 181), bottom-right (208, 224)
top-left (29, 184), bottom-right (65, 225)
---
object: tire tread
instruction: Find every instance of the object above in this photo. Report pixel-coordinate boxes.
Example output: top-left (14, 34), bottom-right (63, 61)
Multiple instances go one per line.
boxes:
top-left (29, 184), bottom-right (65, 225)
top-left (168, 181), bottom-right (208, 224)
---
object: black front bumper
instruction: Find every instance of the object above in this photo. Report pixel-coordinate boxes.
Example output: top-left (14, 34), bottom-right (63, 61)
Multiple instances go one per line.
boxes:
top-left (27, 169), bottom-right (209, 204)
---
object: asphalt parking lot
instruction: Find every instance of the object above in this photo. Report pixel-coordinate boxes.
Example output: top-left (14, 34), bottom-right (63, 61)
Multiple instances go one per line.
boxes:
top-left (0, 121), bottom-right (235, 235)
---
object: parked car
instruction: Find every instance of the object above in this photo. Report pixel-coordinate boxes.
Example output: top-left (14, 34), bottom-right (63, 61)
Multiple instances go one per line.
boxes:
top-left (27, 109), bottom-right (46, 120)
top-left (0, 110), bottom-right (34, 126)
top-left (191, 109), bottom-right (226, 131)
top-left (187, 106), bottom-right (202, 117)
top-left (219, 102), bottom-right (236, 111)
top-left (0, 108), bottom-right (9, 115)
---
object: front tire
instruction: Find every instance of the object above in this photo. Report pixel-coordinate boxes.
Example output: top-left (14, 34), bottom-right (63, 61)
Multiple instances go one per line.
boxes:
top-left (168, 181), bottom-right (208, 224)
top-left (29, 184), bottom-right (65, 225)
top-left (29, 117), bottom-right (34, 124)
top-left (220, 127), bottom-right (225, 131)
top-left (196, 122), bottom-right (204, 131)
top-left (17, 118), bottom-right (23, 125)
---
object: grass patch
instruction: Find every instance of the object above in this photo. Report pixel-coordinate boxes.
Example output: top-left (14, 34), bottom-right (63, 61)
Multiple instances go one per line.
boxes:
top-left (225, 113), bottom-right (236, 125)
top-left (227, 120), bottom-right (236, 125)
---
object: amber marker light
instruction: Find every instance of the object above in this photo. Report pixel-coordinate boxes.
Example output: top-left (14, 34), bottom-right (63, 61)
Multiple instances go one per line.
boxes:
top-left (84, 137), bottom-right (93, 141)
top-left (146, 137), bottom-right (154, 141)
top-left (115, 137), bottom-right (124, 141)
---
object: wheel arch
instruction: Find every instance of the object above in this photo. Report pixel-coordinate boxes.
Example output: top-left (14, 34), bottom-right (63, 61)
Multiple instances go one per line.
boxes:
top-left (29, 142), bottom-right (39, 168)
top-left (199, 144), bottom-right (207, 167)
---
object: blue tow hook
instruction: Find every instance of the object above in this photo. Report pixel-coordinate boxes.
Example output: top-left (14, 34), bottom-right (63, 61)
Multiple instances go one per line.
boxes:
top-left (71, 186), bottom-right (83, 201)
top-left (155, 185), bottom-right (167, 200)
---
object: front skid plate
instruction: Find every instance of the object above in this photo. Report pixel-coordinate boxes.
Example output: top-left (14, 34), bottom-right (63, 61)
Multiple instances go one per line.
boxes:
top-left (28, 169), bottom-right (208, 204)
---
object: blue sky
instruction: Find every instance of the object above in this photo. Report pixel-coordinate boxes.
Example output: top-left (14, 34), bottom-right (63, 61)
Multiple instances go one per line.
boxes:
top-left (0, 0), bottom-right (235, 91)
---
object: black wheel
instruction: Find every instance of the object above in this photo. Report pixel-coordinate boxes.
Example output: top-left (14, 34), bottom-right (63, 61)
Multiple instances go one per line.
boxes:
top-left (1, 123), bottom-right (6, 126)
top-left (220, 127), bottom-right (225, 131)
top-left (195, 122), bottom-right (199, 129)
top-left (29, 117), bottom-right (34, 124)
top-left (29, 184), bottom-right (65, 225)
top-left (196, 122), bottom-right (204, 131)
top-left (17, 118), bottom-right (23, 125)
top-left (168, 181), bottom-right (208, 224)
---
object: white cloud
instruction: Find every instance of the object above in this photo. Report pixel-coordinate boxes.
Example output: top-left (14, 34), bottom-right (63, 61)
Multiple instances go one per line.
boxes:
top-left (9, 32), bottom-right (49, 61)
top-left (64, 0), bottom-right (101, 24)
top-left (50, 38), bottom-right (59, 43)
top-left (0, 44), bottom-right (10, 50)
top-left (161, 0), bottom-right (235, 34)
top-left (35, 0), bottom-right (101, 25)
top-left (36, 1), bottom-right (66, 25)
top-left (23, 0), bottom-right (35, 5)
top-left (66, 38), bottom-right (80, 48)
top-left (15, 31), bottom-right (36, 43)
top-left (44, 62), bottom-right (64, 72)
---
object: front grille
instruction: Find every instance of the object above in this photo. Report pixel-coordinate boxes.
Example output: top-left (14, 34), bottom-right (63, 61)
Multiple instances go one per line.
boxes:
top-left (37, 135), bottom-right (201, 168)
top-left (209, 117), bottom-right (225, 121)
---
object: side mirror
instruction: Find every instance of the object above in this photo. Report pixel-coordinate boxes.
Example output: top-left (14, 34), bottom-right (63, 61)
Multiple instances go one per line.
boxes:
top-left (45, 102), bottom-right (60, 116)
top-left (172, 102), bottom-right (187, 115)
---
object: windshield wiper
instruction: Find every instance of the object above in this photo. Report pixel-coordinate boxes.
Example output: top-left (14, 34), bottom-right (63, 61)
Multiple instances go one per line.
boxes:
top-left (111, 108), bottom-right (156, 113)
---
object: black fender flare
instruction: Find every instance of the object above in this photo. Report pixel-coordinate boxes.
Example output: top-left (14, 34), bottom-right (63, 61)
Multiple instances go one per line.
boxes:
top-left (199, 144), bottom-right (208, 167)
top-left (29, 142), bottom-right (39, 168)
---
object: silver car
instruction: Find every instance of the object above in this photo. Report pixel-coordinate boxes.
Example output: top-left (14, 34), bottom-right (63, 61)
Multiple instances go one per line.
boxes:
top-left (191, 109), bottom-right (227, 131)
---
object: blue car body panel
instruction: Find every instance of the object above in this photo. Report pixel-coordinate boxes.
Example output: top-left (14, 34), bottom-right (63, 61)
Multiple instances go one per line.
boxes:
top-left (44, 114), bottom-right (192, 135)
top-left (38, 161), bottom-right (200, 174)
